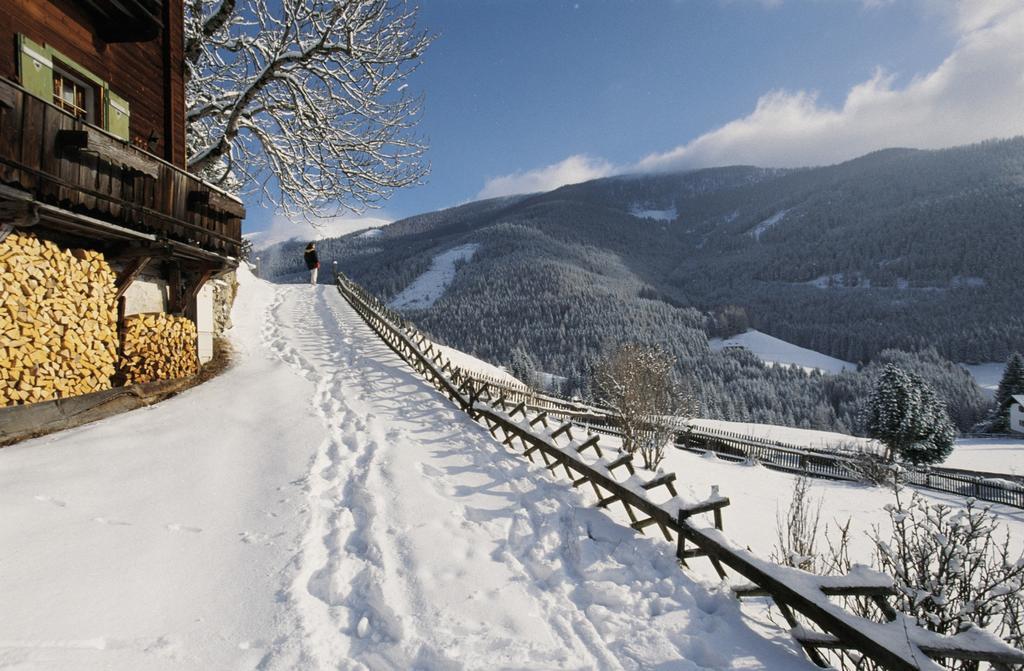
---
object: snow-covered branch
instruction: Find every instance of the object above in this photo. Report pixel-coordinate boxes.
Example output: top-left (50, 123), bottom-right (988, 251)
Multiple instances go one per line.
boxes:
top-left (184, 0), bottom-right (432, 219)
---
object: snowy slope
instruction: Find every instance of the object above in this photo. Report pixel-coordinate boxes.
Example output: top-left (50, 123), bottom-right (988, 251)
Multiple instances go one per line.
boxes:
top-left (388, 243), bottom-right (479, 311)
top-left (245, 216), bottom-right (390, 251)
top-left (709, 329), bottom-right (854, 374)
top-left (0, 271), bottom-right (812, 670)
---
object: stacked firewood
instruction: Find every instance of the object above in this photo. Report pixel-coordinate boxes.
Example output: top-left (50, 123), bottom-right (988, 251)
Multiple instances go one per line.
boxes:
top-left (119, 313), bottom-right (199, 384)
top-left (0, 232), bottom-right (118, 405)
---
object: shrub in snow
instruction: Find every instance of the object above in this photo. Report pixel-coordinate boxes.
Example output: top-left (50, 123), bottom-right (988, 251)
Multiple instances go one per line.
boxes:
top-left (815, 475), bottom-right (1024, 670)
top-left (864, 364), bottom-right (955, 465)
top-left (772, 475), bottom-right (823, 572)
top-left (593, 343), bottom-right (694, 470)
top-left (873, 483), bottom-right (1024, 669)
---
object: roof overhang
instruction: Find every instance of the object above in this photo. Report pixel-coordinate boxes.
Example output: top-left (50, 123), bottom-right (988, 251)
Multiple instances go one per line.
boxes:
top-left (0, 184), bottom-right (238, 272)
top-left (74, 0), bottom-right (164, 43)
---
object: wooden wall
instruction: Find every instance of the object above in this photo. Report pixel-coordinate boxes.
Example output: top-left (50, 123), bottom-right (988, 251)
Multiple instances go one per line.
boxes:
top-left (0, 0), bottom-right (185, 168)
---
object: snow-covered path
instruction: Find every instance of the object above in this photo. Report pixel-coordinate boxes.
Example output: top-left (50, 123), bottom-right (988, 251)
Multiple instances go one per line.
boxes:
top-left (0, 274), bottom-right (809, 670)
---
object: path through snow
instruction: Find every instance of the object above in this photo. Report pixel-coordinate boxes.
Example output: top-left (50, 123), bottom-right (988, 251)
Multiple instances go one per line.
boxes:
top-left (0, 273), bottom-right (809, 670)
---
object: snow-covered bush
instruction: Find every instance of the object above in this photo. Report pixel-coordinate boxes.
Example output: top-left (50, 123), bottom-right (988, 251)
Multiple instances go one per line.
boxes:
top-left (811, 474), bottom-right (1024, 670)
top-left (872, 485), bottom-right (1024, 664)
top-left (773, 475), bottom-right (823, 572)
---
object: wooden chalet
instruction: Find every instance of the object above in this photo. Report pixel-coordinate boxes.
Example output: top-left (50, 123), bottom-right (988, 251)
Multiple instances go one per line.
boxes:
top-left (0, 0), bottom-right (244, 415)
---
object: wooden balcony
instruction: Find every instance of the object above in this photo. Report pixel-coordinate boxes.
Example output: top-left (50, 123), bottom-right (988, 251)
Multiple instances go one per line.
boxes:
top-left (0, 78), bottom-right (243, 264)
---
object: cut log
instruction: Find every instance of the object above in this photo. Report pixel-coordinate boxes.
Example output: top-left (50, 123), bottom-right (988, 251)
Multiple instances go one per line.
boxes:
top-left (0, 231), bottom-right (117, 406)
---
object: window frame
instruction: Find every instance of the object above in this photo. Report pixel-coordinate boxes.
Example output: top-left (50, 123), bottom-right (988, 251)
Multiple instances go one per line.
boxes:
top-left (51, 59), bottom-right (101, 125)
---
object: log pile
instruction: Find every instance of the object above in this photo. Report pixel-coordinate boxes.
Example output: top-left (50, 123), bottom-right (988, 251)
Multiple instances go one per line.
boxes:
top-left (119, 313), bottom-right (199, 384)
top-left (0, 232), bottom-right (118, 406)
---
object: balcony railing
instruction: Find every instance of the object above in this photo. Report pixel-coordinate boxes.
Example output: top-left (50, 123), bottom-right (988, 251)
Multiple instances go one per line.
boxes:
top-left (0, 78), bottom-right (243, 260)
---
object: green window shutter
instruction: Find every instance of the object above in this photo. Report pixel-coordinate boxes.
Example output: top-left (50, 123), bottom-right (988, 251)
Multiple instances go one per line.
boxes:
top-left (17, 35), bottom-right (53, 101)
top-left (106, 89), bottom-right (130, 141)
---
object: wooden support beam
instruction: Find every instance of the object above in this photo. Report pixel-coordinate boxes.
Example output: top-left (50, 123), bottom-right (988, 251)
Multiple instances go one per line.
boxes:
top-left (785, 620), bottom-right (832, 668)
top-left (0, 199), bottom-right (39, 228)
top-left (550, 422), bottom-right (573, 441)
top-left (529, 412), bottom-right (549, 428)
top-left (113, 255), bottom-right (152, 301)
top-left (167, 263), bottom-right (183, 314)
top-left (606, 453), bottom-right (633, 475)
top-left (677, 497), bottom-right (731, 519)
top-left (184, 268), bottom-right (214, 304)
top-left (575, 435), bottom-right (603, 458)
top-left (641, 473), bottom-right (677, 493)
top-left (632, 517), bottom-right (660, 531)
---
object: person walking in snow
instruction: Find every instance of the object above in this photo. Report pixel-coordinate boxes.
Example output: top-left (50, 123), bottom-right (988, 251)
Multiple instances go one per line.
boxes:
top-left (304, 242), bottom-right (320, 285)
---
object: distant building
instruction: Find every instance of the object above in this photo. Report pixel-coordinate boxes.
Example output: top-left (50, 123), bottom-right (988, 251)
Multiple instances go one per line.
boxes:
top-left (1011, 395), bottom-right (1024, 434)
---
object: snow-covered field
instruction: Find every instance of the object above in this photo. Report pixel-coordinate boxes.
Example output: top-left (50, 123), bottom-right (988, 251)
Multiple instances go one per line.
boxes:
top-left (708, 329), bottom-right (855, 374)
top-left (661, 448), bottom-right (1024, 564)
top-left (388, 243), bottom-right (479, 311)
top-left (0, 270), bottom-right (816, 670)
top-left (433, 342), bottom-right (523, 386)
top-left (688, 418), bottom-right (877, 452)
top-left (689, 419), bottom-right (1023, 475)
top-left (943, 437), bottom-right (1024, 476)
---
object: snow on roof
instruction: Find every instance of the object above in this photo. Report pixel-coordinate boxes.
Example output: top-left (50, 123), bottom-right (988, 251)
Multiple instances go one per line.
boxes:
top-left (1012, 394), bottom-right (1024, 406)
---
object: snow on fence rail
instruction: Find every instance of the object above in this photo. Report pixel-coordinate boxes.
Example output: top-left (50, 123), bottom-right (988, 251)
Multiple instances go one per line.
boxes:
top-left (334, 273), bottom-right (1024, 671)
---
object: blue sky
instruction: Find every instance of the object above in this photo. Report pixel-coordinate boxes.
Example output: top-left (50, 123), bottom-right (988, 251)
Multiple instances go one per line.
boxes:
top-left (246, 0), bottom-right (1024, 238)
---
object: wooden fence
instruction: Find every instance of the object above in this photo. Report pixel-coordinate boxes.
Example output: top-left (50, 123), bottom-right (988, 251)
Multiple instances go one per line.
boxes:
top-left (335, 273), bottom-right (1024, 671)
top-left (501, 391), bottom-right (1024, 510)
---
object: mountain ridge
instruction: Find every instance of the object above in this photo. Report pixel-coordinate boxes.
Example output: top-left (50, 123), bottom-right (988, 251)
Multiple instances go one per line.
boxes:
top-left (256, 137), bottom-right (1023, 433)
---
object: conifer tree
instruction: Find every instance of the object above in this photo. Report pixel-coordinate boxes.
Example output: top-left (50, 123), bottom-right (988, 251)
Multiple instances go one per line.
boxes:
top-left (865, 364), bottom-right (955, 465)
top-left (990, 353), bottom-right (1024, 432)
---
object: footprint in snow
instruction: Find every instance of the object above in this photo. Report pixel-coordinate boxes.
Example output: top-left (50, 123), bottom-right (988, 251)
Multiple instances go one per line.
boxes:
top-left (93, 517), bottom-right (131, 526)
top-left (165, 524), bottom-right (203, 533)
top-left (34, 495), bottom-right (66, 507)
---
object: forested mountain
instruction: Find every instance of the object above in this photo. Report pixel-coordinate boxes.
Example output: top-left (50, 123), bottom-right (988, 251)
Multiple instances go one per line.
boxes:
top-left (257, 138), bottom-right (1024, 434)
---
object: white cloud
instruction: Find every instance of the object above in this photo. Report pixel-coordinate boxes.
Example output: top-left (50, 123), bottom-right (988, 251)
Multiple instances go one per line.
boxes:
top-left (472, 4), bottom-right (1024, 200)
top-left (246, 214), bottom-right (391, 250)
top-left (632, 5), bottom-right (1024, 172)
top-left (476, 155), bottom-right (615, 200)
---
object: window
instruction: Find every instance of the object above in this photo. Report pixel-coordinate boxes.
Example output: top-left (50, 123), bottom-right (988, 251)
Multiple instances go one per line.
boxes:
top-left (52, 63), bottom-right (98, 124)
top-left (18, 35), bottom-right (131, 141)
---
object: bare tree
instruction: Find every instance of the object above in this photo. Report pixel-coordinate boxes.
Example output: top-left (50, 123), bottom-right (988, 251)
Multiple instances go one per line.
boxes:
top-left (593, 343), bottom-right (694, 470)
top-left (184, 0), bottom-right (431, 219)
